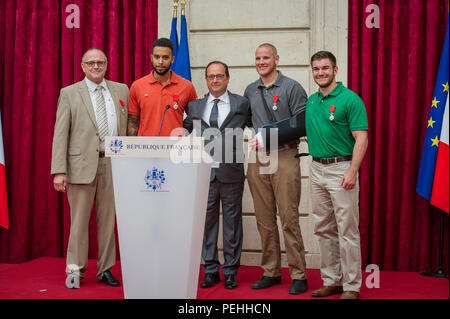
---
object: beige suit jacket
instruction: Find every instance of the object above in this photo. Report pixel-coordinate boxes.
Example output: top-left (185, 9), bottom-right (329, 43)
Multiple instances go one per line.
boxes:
top-left (51, 79), bottom-right (129, 184)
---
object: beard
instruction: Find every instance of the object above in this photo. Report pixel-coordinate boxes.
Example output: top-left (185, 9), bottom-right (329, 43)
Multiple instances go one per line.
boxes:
top-left (152, 63), bottom-right (171, 76)
top-left (318, 80), bottom-right (333, 88)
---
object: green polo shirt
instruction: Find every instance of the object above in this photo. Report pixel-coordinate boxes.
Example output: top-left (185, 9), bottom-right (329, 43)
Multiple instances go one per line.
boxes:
top-left (305, 82), bottom-right (368, 158)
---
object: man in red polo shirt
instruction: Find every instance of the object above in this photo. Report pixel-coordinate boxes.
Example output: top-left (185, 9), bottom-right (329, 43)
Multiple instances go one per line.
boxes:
top-left (127, 38), bottom-right (197, 136)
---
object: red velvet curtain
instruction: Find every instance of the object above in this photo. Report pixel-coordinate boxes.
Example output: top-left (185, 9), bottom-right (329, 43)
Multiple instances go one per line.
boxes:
top-left (0, 0), bottom-right (158, 263)
top-left (1, 0), bottom-right (449, 275)
top-left (349, 0), bottom-right (449, 271)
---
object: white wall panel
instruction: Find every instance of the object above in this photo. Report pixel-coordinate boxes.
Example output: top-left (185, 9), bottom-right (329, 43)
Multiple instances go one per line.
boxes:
top-left (190, 0), bottom-right (310, 30)
top-left (189, 31), bottom-right (310, 68)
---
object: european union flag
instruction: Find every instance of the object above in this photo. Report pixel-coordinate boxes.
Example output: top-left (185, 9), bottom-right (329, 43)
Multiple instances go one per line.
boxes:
top-left (416, 13), bottom-right (449, 212)
top-left (173, 13), bottom-right (192, 81)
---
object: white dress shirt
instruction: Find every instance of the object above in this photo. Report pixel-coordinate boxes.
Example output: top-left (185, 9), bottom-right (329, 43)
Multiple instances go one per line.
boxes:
top-left (85, 77), bottom-right (118, 151)
top-left (202, 91), bottom-right (231, 128)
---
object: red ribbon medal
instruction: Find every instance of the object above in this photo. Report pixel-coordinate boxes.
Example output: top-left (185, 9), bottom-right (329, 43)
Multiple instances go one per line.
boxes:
top-left (329, 105), bottom-right (336, 121)
top-left (173, 94), bottom-right (179, 110)
top-left (272, 95), bottom-right (279, 111)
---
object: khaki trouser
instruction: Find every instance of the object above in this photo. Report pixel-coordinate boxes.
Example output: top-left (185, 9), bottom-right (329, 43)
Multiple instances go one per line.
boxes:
top-left (66, 157), bottom-right (116, 280)
top-left (247, 148), bottom-right (307, 280)
top-left (310, 160), bottom-right (362, 292)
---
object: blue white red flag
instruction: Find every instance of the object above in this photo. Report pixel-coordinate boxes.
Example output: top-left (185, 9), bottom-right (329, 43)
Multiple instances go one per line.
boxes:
top-left (416, 14), bottom-right (449, 213)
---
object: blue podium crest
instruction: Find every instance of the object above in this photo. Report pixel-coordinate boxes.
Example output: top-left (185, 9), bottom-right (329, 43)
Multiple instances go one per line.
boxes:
top-left (109, 139), bottom-right (123, 154)
top-left (145, 168), bottom-right (166, 191)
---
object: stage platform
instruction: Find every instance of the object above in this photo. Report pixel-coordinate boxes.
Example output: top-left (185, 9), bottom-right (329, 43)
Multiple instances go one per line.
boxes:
top-left (0, 258), bottom-right (448, 299)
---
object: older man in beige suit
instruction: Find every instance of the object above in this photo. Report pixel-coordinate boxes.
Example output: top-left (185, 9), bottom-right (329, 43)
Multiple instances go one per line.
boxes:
top-left (51, 48), bottom-right (129, 289)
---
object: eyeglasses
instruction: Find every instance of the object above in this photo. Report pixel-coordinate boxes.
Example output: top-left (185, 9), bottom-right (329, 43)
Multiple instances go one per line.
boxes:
top-left (83, 61), bottom-right (107, 67)
top-left (206, 74), bottom-right (226, 81)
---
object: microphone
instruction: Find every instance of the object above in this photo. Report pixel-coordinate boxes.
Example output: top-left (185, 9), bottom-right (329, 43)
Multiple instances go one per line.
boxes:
top-left (158, 105), bottom-right (171, 136)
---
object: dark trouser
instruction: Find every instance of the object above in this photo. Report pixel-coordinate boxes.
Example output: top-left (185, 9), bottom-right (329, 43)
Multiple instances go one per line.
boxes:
top-left (202, 180), bottom-right (244, 276)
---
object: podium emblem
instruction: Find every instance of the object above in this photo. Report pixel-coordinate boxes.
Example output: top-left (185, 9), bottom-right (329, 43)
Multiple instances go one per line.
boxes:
top-left (145, 168), bottom-right (166, 191)
top-left (110, 139), bottom-right (124, 154)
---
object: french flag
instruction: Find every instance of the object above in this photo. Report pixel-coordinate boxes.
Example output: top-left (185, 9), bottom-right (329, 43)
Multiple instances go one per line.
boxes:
top-left (417, 14), bottom-right (449, 214)
top-left (430, 94), bottom-right (449, 212)
top-left (0, 112), bottom-right (9, 229)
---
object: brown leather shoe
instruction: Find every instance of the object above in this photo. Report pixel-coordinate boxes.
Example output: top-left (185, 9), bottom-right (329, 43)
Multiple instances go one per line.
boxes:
top-left (340, 291), bottom-right (360, 299)
top-left (311, 285), bottom-right (343, 297)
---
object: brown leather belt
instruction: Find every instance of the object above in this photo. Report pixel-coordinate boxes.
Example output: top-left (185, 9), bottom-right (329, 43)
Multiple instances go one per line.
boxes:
top-left (313, 155), bottom-right (352, 164)
top-left (99, 151), bottom-right (105, 158)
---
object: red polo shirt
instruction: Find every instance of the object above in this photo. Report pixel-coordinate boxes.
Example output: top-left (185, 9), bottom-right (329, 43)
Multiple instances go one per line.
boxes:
top-left (128, 71), bottom-right (197, 136)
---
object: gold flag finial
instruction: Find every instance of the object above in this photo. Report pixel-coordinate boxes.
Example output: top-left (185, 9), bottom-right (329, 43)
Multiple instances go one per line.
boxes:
top-left (173, 0), bottom-right (179, 18)
top-left (180, 0), bottom-right (186, 15)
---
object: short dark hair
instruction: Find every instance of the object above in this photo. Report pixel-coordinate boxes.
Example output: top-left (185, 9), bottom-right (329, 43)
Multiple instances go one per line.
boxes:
top-left (152, 38), bottom-right (174, 55)
top-left (310, 51), bottom-right (337, 67)
top-left (205, 61), bottom-right (230, 78)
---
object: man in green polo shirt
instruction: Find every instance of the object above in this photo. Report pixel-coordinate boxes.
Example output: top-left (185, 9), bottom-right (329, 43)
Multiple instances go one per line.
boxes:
top-left (305, 51), bottom-right (368, 299)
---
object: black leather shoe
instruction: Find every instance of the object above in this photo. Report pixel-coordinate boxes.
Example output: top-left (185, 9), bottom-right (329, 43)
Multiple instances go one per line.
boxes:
top-left (200, 273), bottom-right (220, 288)
top-left (224, 274), bottom-right (238, 289)
top-left (251, 276), bottom-right (282, 289)
top-left (100, 270), bottom-right (120, 287)
top-left (289, 279), bottom-right (308, 295)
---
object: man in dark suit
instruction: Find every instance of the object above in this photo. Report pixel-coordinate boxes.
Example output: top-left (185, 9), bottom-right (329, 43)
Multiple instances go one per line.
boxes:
top-left (51, 48), bottom-right (128, 289)
top-left (184, 61), bottom-right (250, 289)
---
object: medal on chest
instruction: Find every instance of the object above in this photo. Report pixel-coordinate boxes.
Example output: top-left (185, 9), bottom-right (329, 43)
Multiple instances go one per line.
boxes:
top-left (272, 95), bottom-right (279, 111)
top-left (329, 105), bottom-right (336, 121)
top-left (173, 94), bottom-right (179, 110)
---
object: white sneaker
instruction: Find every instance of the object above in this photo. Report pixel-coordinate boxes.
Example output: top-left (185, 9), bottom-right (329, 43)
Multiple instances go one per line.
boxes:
top-left (65, 274), bottom-right (80, 289)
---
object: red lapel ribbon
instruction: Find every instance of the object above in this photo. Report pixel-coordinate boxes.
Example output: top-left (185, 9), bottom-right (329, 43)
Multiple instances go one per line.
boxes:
top-left (273, 95), bottom-right (279, 103)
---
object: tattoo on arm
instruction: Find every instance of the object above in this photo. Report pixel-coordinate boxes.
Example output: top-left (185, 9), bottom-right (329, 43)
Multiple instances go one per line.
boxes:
top-left (127, 114), bottom-right (140, 136)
